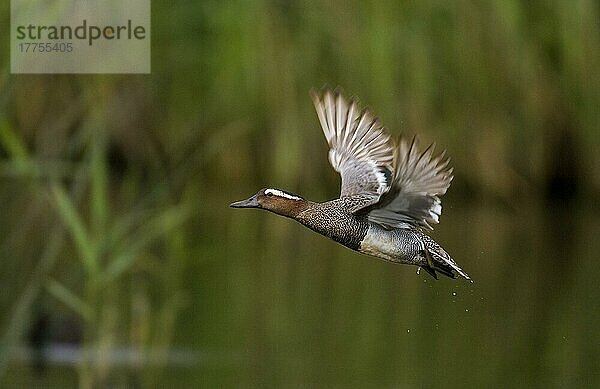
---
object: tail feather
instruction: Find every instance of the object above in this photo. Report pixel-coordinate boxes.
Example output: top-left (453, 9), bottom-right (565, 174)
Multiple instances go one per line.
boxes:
top-left (420, 234), bottom-right (471, 281)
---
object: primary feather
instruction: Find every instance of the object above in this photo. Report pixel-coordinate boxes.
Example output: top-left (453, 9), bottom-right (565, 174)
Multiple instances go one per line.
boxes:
top-left (311, 90), bottom-right (395, 212)
top-left (368, 135), bottom-right (453, 230)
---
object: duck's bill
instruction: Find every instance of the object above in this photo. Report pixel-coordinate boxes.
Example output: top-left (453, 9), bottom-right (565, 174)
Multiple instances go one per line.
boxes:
top-left (230, 195), bottom-right (259, 208)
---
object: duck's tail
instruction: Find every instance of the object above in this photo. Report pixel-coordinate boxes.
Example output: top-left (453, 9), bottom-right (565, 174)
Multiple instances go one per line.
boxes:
top-left (419, 234), bottom-right (471, 281)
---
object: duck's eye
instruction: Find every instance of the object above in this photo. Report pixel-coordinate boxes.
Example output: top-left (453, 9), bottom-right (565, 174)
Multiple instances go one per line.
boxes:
top-left (265, 191), bottom-right (274, 197)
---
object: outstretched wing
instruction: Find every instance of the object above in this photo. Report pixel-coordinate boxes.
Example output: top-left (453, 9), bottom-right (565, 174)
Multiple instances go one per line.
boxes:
top-left (368, 135), bottom-right (453, 230)
top-left (311, 89), bottom-right (395, 211)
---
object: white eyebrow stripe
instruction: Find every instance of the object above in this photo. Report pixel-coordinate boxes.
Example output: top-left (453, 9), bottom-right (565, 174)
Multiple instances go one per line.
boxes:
top-left (265, 188), bottom-right (302, 200)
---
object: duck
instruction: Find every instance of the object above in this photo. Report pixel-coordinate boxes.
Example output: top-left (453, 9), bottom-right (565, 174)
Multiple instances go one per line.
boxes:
top-left (231, 89), bottom-right (471, 280)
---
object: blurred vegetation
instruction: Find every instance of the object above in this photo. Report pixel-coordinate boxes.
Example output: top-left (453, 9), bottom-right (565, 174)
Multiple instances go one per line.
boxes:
top-left (1, 0), bottom-right (599, 387)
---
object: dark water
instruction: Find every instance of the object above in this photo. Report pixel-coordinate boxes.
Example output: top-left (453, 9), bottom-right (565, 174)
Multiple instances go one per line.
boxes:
top-left (176, 199), bottom-right (599, 387)
top-left (6, 200), bottom-right (600, 388)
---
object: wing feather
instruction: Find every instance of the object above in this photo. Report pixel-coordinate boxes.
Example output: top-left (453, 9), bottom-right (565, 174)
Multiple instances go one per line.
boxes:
top-left (311, 89), bottom-right (453, 227)
top-left (368, 135), bottom-right (454, 230)
top-left (311, 89), bottom-right (395, 210)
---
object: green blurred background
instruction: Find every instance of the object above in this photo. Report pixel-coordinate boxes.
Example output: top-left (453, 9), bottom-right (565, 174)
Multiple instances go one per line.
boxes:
top-left (1, 1), bottom-right (600, 387)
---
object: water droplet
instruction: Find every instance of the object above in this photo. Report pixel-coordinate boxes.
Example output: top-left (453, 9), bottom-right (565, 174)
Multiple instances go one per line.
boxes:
top-left (407, 329), bottom-right (410, 333)
top-left (465, 309), bottom-right (469, 312)
top-left (452, 292), bottom-right (457, 297)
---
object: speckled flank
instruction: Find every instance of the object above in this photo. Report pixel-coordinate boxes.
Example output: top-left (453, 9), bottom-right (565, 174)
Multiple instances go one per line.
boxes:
top-left (296, 198), bottom-right (369, 250)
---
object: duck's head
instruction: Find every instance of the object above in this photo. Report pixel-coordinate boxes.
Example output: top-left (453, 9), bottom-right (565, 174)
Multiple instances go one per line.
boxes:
top-left (230, 188), bottom-right (307, 218)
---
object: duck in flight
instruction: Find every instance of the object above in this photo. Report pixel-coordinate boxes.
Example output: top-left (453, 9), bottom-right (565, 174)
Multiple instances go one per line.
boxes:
top-left (231, 89), bottom-right (471, 280)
